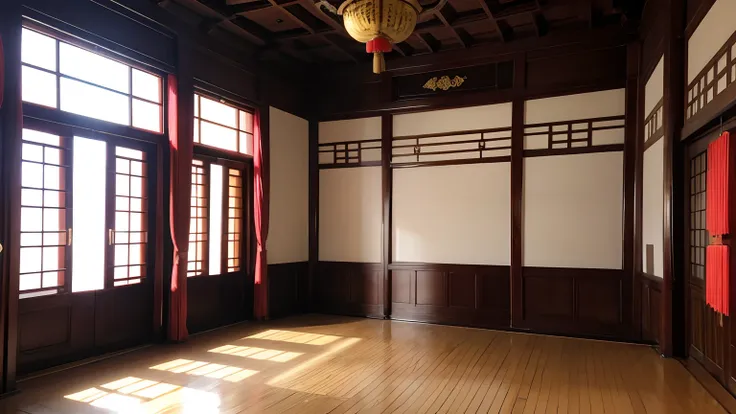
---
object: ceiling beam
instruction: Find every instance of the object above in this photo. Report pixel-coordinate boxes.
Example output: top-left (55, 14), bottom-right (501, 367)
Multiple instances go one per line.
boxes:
top-left (531, 11), bottom-right (549, 36)
top-left (477, 0), bottom-right (512, 42)
top-left (435, 3), bottom-right (473, 48)
top-left (416, 33), bottom-right (440, 53)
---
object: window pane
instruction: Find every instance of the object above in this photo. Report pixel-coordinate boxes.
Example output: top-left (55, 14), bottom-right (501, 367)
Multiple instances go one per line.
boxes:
top-left (132, 69), bottom-right (161, 103)
top-left (239, 132), bottom-right (253, 156)
top-left (22, 66), bottom-right (57, 108)
top-left (239, 110), bottom-right (253, 133)
top-left (60, 78), bottom-right (129, 126)
top-left (227, 169), bottom-right (243, 272)
top-left (209, 165), bottom-right (223, 276)
top-left (188, 161), bottom-right (208, 277)
top-left (59, 43), bottom-right (129, 93)
top-left (22, 29), bottom-right (57, 71)
top-left (200, 121), bottom-right (237, 152)
top-left (132, 98), bottom-right (161, 133)
top-left (72, 136), bottom-right (107, 292)
top-left (199, 95), bottom-right (237, 128)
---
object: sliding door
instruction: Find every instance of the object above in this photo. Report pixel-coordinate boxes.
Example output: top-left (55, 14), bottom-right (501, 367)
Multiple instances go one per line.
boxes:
top-left (17, 123), bottom-right (158, 374)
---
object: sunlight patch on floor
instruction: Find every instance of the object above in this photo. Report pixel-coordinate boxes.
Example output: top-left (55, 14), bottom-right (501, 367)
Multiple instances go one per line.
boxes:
top-left (65, 377), bottom-right (220, 413)
top-left (245, 329), bottom-right (341, 345)
top-left (208, 344), bottom-right (303, 362)
top-left (150, 359), bottom-right (258, 382)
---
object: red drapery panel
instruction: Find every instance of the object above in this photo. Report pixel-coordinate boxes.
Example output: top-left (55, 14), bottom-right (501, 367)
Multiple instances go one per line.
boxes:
top-left (707, 132), bottom-right (730, 235)
top-left (706, 132), bottom-right (731, 316)
top-left (707, 245), bottom-right (730, 316)
top-left (253, 109), bottom-right (270, 320)
top-left (0, 35), bottom-right (5, 109)
top-left (167, 74), bottom-right (192, 340)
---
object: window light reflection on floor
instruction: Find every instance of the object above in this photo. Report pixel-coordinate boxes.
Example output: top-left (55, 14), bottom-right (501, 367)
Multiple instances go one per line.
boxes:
top-left (65, 377), bottom-right (220, 413)
top-left (245, 329), bottom-right (341, 345)
top-left (149, 359), bottom-right (258, 382)
top-left (208, 345), bottom-right (303, 362)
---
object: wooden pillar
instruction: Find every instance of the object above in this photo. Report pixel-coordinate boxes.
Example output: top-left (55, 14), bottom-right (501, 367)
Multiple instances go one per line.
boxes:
top-left (661, 0), bottom-right (685, 357)
top-left (510, 53), bottom-right (525, 328)
top-left (381, 114), bottom-right (392, 319)
top-left (308, 121), bottom-right (318, 311)
top-left (0, 0), bottom-right (23, 394)
top-left (625, 42), bottom-right (641, 339)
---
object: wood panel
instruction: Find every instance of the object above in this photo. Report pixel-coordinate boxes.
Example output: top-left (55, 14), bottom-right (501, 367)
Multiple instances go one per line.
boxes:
top-left (519, 267), bottom-right (629, 339)
top-left (268, 262), bottom-right (309, 318)
top-left (187, 273), bottom-right (250, 334)
top-left (389, 263), bottom-right (510, 329)
top-left (17, 285), bottom-right (154, 375)
top-left (641, 273), bottom-right (663, 344)
top-left (316, 262), bottom-right (383, 318)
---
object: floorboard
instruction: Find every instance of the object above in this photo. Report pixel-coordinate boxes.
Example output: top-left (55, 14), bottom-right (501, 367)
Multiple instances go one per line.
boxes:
top-left (0, 314), bottom-right (729, 414)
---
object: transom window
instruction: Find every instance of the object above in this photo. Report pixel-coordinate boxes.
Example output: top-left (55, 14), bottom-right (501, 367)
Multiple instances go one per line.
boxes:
top-left (19, 127), bottom-right (152, 297)
top-left (21, 28), bottom-right (163, 133)
top-left (194, 94), bottom-right (254, 155)
top-left (188, 159), bottom-right (246, 277)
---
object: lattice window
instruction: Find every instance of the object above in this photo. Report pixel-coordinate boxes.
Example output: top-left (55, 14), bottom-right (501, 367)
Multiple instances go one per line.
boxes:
top-left (523, 116), bottom-right (625, 153)
top-left (318, 139), bottom-right (382, 168)
top-left (227, 169), bottom-right (243, 272)
top-left (690, 151), bottom-right (707, 280)
top-left (188, 160), bottom-right (208, 277)
top-left (194, 94), bottom-right (254, 155)
top-left (21, 27), bottom-right (163, 132)
top-left (687, 32), bottom-right (736, 120)
top-left (391, 127), bottom-right (512, 166)
top-left (644, 98), bottom-right (664, 144)
top-left (19, 129), bottom-right (69, 296)
top-left (113, 147), bottom-right (148, 287)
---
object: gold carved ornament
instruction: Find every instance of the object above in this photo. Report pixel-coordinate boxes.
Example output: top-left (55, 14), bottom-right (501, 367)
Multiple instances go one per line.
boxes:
top-left (423, 75), bottom-right (467, 91)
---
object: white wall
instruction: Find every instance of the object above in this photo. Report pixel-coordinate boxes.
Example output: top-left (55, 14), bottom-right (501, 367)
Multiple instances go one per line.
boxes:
top-left (645, 57), bottom-right (665, 117)
top-left (392, 163), bottom-right (511, 265)
top-left (319, 117), bottom-right (381, 143)
top-left (319, 167), bottom-right (382, 263)
top-left (687, 0), bottom-right (736, 83)
top-left (393, 103), bottom-right (512, 136)
top-left (267, 107), bottom-right (309, 264)
top-left (642, 139), bottom-right (664, 277)
top-left (524, 89), bottom-right (626, 124)
top-left (523, 152), bottom-right (624, 269)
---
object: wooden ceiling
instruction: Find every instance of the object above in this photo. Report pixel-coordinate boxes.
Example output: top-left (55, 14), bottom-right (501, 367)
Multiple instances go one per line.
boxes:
top-left (156, 0), bottom-right (642, 65)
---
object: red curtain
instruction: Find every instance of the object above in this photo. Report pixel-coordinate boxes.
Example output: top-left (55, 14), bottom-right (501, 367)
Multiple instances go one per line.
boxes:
top-left (167, 74), bottom-right (192, 340)
top-left (706, 132), bottom-right (731, 316)
top-left (253, 109), bottom-right (270, 320)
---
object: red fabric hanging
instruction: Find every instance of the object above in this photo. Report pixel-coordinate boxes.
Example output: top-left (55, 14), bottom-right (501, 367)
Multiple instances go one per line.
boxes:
top-left (0, 35), bottom-right (5, 109)
top-left (707, 132), bottom-right (730, 235)
top-left (707, 245), bottom-right (730, 316)
top-left (706, 132), bottom-right (731, 316)
top-left (167, 74), bottom-right (192, 341)
top-left (253, 109), bottom-right (270, 320)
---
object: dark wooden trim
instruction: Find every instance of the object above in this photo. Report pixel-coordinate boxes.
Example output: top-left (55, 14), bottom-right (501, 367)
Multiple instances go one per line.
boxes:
top-left (308, 121), bottom-right (318, 311)
top-left (523, 144), bottom-right (624, 157)
top-left (685, 0), bottom-right (718, 39)
top-left (268, 261), bottom-right (308, 318)
top-left (623, 42), bottom-right (639, 339)
top-left (661, 0), bottom-right (686, 357)
top-left (381, 115), bottom-right (392, 319)
top-left (315, 261), bottom-right (384, 318)
top-left (0, 0), bottom-right (23, 392)
top-left (318, 161), bottom-right (382, 170)
top-left (510, 54), bottom-right (525, 328)
top-left (391, 156), bottom-right (512, 169)
top-left (643, 130), bottom-right (665, 151)
top-left (683, 82), bottom-right (736, 141)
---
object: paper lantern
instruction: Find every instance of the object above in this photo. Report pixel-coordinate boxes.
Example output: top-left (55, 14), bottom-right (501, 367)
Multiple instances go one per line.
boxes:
top-left (338, 0), bottom-right (422, 74)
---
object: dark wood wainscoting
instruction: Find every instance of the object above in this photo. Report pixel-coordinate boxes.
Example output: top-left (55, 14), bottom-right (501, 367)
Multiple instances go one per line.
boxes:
top-left (316, 262), bottom-right (383, 318)
top-left (518, 267), bottom-right (629, 339)
top-left (389, 263), bottom-right (510, 329)
top-left (187, 273), bottom-right (251, 334)
top-left (268, 262), bottom-right (308, 318)
top-left (640, 273), bottom-right (662, 344)
top-left (18, 283), bottom-right (153, 375)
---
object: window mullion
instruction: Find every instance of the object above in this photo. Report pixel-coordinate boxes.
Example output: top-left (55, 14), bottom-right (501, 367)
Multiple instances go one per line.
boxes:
top-left (64, 135), bottom-right (74, 293)
top-left (104, 143), bottom-right (116, 289)
top-left (221, 165), bottom-right (228, 274)
top-left (203, 161), bottom-right (210, 276)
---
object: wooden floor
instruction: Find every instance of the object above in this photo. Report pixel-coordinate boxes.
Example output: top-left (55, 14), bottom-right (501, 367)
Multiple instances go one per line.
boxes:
top-left (0, 314), bottom-right (728, 414)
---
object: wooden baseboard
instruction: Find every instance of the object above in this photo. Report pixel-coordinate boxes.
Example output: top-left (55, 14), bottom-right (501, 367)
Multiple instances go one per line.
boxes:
top-left (683, 357), bottom-right (736, 414)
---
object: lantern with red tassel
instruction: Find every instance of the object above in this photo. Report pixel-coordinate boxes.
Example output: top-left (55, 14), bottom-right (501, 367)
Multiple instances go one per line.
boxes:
top-left (338, 0), bottom-right (422, 74)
